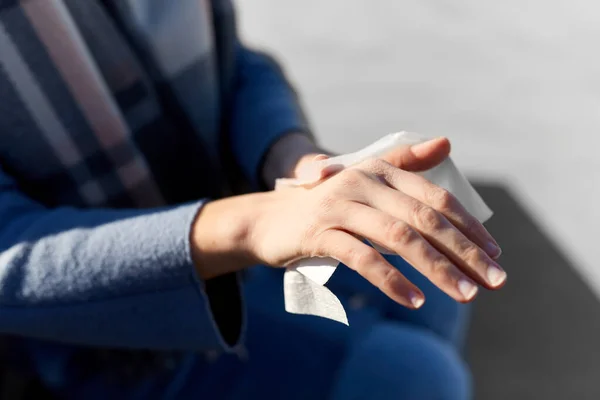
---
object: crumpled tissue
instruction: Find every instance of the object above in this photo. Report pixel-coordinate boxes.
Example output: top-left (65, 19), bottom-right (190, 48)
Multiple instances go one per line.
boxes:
top-left (275, 132), bottom-right (493, 325)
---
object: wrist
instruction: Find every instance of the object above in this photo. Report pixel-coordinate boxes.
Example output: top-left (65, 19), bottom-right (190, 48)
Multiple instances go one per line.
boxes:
top-left (190, 194), bottom-right (268, 280)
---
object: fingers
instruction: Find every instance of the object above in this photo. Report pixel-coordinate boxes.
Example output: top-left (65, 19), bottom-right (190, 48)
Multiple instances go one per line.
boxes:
top-left (353, 177), bottom-right (506, 291)
top-left (316, 229), bottom-right (425, 309)
top-left (360, 158), bottom-right (501, 259)
top-left (399, 201), bottom-right (505, 290)
top-left (381, 137), bottom-right (451, 172)
top-left (382, 165), bottom-right (501, 259)
top-left (311, 157), bottom-right (506, 305)
top-left (333, 202), bottom-right (480, 303)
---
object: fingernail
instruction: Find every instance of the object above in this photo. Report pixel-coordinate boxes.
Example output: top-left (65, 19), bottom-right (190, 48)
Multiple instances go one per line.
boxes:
top-left (485, 241), bottom-right (502, 259)
top-left (458, 278), bottom-right (478, 300)
top-left (487, 264), bottom-right (507, 287)
top-left (410, 292), bottom-right (425, 309)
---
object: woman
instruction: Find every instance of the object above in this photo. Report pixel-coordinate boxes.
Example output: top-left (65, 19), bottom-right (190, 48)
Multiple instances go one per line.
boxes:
top-left (0, 0), bottom-right (504, 398)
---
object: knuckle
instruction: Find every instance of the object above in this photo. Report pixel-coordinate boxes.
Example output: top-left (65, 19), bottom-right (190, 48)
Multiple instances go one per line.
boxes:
top-left (428, 188), bottom-right (455, 211)
top-left (418, 245), bottom-right (458, 286)
top-left (361, 158), bottom-right (391, 173)
top-left (464, 217), bottom-right (482, 238)
top-left (430, 257), bottom-right (453, 281)
top-left (381, 268), bottom-right (399, 291)
top-left (338, 168), bottom-right (366, 189)
top-left (413, 204), bottom-right (443, 230)
top-left (423, 245), bottom-right (447, 271)
top-left (386, 220), bottom-right (416, 246)
top-left (350, 247), bottom-right (380, 267)
top-left (461, 245), bottom-right (484, 265)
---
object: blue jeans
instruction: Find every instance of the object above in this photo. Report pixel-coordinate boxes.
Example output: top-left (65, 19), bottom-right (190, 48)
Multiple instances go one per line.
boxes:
top-left (174, 255), bottom-right (472, 400)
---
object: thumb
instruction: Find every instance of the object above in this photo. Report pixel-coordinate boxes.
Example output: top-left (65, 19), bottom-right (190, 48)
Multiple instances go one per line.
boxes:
top-left (382, 137), bottom-right (451, 172)
top-left (295, 154), bottom-right (332, 182)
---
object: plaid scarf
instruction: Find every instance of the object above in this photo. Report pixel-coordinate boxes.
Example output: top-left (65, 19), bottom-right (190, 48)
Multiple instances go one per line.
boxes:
top-left (0, 0), bottom-right (235, 209)
top-left (0, 0), bottom-right (313, 390)
top-left (0, 0), bottom-right (245, 387)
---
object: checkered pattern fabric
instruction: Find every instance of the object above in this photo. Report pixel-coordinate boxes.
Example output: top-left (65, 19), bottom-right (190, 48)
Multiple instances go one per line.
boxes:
top-left (0, 0), bottom-right (243, 208)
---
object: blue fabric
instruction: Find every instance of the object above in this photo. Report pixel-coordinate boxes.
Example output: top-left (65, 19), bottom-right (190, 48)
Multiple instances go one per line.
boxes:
top-left (0, 162), bottom-right (241, 351)
top-left (229, 46), bottom-right (312, 188)
top-left (0, 0), bottom-right (471, 398)
top-left (45, 257), bottom-right (471, 399)
top-left (330, 324), bottom-right (471, 400)
top-left (174, 257), bottom-right (471, 399)
top-left (0, 0), bottom-right (304, 354)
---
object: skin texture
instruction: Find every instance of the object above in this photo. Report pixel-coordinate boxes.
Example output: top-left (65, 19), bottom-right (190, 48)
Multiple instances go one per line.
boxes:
top-left (191, 135), bottom-right (505, 309)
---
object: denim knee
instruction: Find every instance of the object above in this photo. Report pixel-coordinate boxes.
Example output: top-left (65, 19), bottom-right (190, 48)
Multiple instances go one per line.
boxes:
top-left (331, 322), bottom-right (472, 400)
top-left (383, 255), bottom-right (472, 349)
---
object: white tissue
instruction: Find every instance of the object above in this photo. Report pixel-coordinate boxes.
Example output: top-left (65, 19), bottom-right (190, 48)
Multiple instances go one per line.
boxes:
top-left (276, 132), bottom-right (493, 325)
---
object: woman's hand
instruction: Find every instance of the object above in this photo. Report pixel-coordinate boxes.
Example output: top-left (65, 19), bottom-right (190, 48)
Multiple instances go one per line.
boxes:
top-left (249, 156), bottom-right (505, 308)
top-left (194, 135), bottom-right (504, 308)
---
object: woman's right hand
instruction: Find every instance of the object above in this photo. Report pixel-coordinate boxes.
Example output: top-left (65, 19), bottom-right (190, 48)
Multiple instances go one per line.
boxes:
top-left (192, 157), bottom-right (505, 309)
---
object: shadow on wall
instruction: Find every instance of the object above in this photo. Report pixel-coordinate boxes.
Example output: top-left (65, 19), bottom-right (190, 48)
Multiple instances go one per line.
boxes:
top-left (468, 183), bottom-right (600, 400)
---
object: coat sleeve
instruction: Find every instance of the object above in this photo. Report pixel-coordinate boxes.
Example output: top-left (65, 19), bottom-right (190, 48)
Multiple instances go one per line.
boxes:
top-left (0, 165), bottom-right (244, 352)
top-left (228, 44), bottom-right (314, 188)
